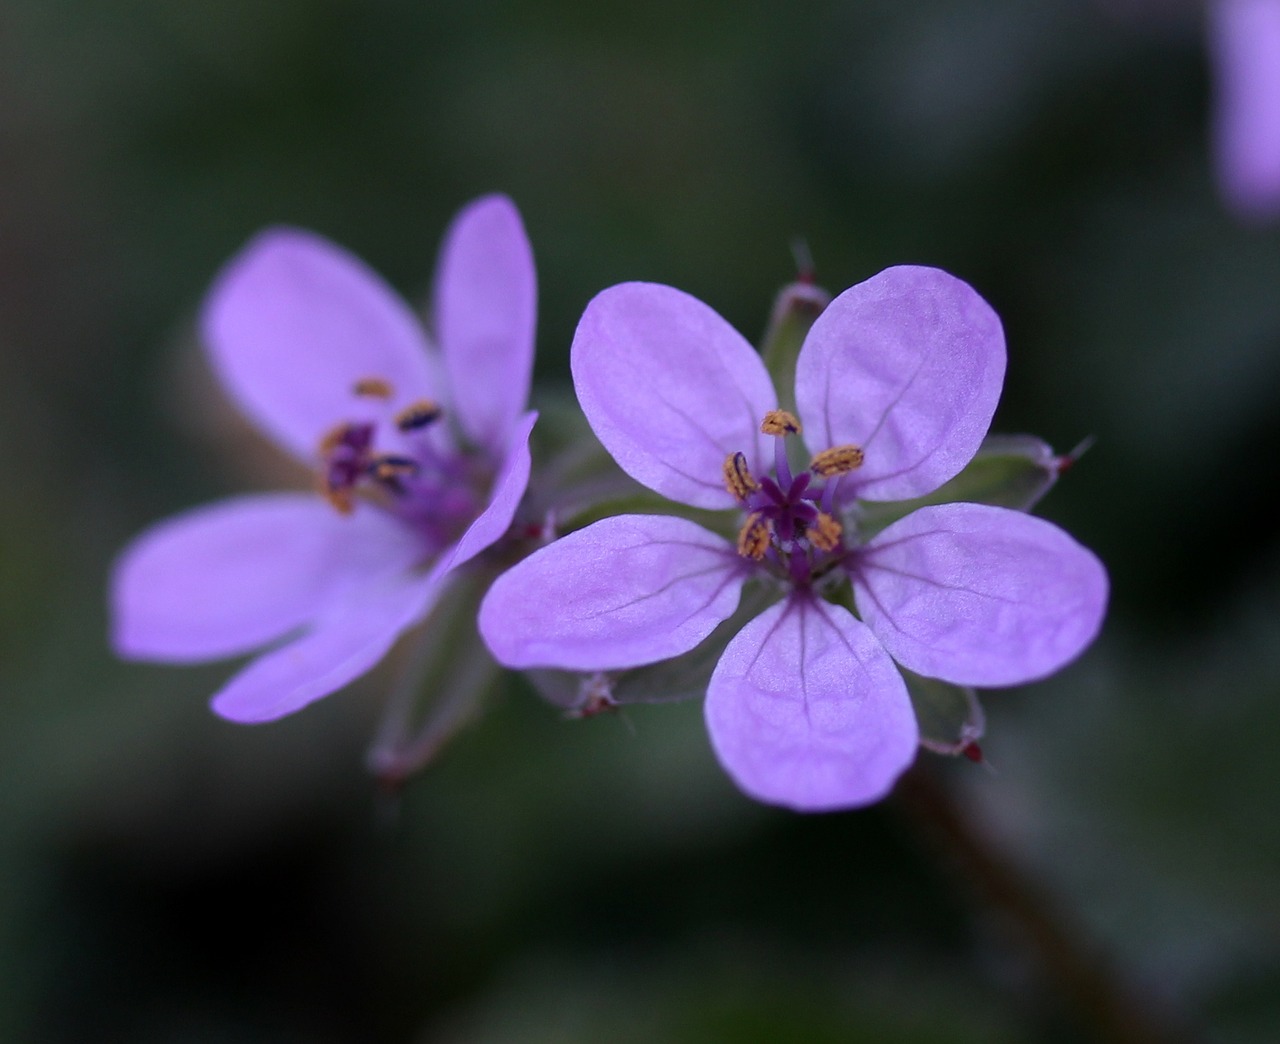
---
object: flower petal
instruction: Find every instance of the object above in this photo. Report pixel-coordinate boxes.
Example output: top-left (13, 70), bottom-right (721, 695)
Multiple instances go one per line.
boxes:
top-left (434, 194), bottom-right (537, 454)
top-left (110, 493), bottom-right (425, 663)
top-left (479, 513), bottom-right (747, 670)
top-left (795, 266), bottom-right (1005, 501)
top-left (853, 503), bottom-right (1108, 687)
top-left (203, 228), bottom-right (442, 463)
top-left (571, 282), bottom-right (777, 509)
top-left (705, 597), bottom-right (918, 812)
top-left (438, 410), bottom-right (537, 575)
top-left (210, 565), bottom-right (446, 723)
top-left (1211, 0), bottom-right (1280, 219)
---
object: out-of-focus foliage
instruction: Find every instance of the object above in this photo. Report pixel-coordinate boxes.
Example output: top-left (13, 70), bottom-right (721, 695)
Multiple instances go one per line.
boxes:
top-left (1, 0), bottom-right (1277, 1041)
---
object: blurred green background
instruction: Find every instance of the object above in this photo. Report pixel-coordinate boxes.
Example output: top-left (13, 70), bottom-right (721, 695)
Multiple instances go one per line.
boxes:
top-left (2, 0), bottom-right (1277, 1041)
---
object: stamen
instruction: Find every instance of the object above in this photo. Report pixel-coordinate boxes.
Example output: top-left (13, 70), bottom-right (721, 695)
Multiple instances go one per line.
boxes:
top-left (353, 377), bottom-right (395, 399)
top-left (722, 451), bottom-right (759, 500)
top-left (396, 399), bottom-right (443, 432)
top-left (736, 512), bottom-right (771, 560)
top-left (321, 484), bottom-right (356, 515)
top-left (318, 421), bottom-right (374, 459)
top-left (807, 512), bottom-right (842, 552)
top-left (761, 409), bottom-right (802, 436)
top-left (318, 422), bottom-right (375, 514)
top-left (369, 454), bottom-right (420, 482)
top-left (810, 444), bottom-right (865, 477)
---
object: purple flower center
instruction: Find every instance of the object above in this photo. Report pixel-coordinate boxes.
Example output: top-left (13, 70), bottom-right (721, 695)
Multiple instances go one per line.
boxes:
top-left (724, 409), bottom-right (865, 589)
top-left (318, 377), bottom-right (484, 548)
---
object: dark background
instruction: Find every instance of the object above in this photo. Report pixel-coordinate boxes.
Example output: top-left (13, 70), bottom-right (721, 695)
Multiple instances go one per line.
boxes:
top-left (2, 1), bottom-right (1277, 1041)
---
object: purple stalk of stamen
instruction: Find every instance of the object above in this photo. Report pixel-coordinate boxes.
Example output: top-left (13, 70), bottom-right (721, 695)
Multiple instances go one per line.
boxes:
top-left (774, 436), bottom-right (793, 490)
top-left (820, 473), bottom-right (841, 515)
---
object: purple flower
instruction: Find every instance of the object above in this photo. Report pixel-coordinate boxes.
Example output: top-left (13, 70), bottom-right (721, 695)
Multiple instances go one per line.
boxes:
top-left (479, 268), bottom-right (1107, 812)
top-left (1211, 0), bottom-right (1280, 218)
top-left (111, 195), bottom-right (538, 723)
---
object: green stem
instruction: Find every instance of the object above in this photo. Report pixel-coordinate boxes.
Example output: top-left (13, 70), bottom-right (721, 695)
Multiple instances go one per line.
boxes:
top-left (893, 766), bottom-right (1198, 1044)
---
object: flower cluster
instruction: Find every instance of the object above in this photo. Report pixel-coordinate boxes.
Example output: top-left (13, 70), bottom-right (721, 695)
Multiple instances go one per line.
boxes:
top-left (110, 199), bottom-right (1107, 812)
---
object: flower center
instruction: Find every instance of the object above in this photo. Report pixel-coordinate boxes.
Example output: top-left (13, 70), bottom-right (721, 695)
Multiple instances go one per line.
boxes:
top-left (722, 409), bottom-right (864, 587)
top-left (317, 377), bottom-right (481, 546)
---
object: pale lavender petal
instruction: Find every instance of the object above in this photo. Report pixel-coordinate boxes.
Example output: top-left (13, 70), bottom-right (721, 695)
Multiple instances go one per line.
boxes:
top-left (434, 194), bottom-right (537, 454)
top-left (795, 266), bottom-right (1005, 501)
top-left (705, 597), bottom-right (918, 812)
top-left (438, 411), bottom-right (537, 574)
top-left (211, 565), bottom-right (445, 723)
top-left (853, 503), bottom-right (1108, 687)
top-left (203, 228), bottom-right (442, 463)
top-left (479, 513), bottom-right (747, 670)
top-left (1211, 0), bottom-right (1280, 219)
top-left (111, 493), bottom-right (426, 663)
top-left (571, 282), bottom-right (777, 509)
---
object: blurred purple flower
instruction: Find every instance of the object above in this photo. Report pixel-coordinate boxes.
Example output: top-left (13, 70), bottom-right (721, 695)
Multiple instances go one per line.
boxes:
top-left (480, 269), bottom-right (1107, 812)
top-left (1211, 0), bottom-right (1280, 218)
top-left (111, 195), bottom-right (537, 723)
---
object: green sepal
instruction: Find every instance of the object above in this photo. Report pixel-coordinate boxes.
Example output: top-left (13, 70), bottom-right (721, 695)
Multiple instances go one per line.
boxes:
top-left (900, 668), bottom-right (985, 756)
top-left (527, 581), bottom-right (785, 711)
top-left (759, 281), bottom-right (830, 416)
top-left (856, 433), bottom-right (1062, 540)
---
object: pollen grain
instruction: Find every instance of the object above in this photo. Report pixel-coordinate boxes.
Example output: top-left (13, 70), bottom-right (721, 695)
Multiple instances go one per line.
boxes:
top-left (810, 444), bottom-right (865, 477)
top-left (353, 377), bottom-right (395, 399)
top-left (736, 512), bottom-right (772, 560)
top-left (395, 399), bottom-right (443, 432)
top-left (761, 409), bottom-right (802, 436)
top-left (723, 451), bottom-right (759, 500)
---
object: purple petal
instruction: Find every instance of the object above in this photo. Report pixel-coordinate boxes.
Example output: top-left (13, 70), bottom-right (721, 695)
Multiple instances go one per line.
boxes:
top-left (705, 597), bottom-right (918, 812)
top-left (479, 513), bottom-right (747, 670)
top-left (795, 266), bottom-right (1006, 501)
top-left (853, 502), bottom-right (1108, 687)
top-left (1211, 0), bottom-right (1280, 219)
top-left (211, 565), bottom-right (445, 723)
top-left (434, 194), bottom-right (537, 455)
top-left (438, 410), bottom-right (537, 575)
top-left (571, 283), bottom-right (777, 509)
top-left (111, 493), bottom-right (426, 663)
top-left (203, 228), bottom-right (442, 463)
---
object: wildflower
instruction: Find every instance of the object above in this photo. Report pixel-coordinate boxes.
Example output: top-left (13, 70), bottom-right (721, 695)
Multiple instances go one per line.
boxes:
top-left (1211, 0), bottom-right (1280, 218)
top-left (111, 195), bottom-right (537, 722)
top-left (479, 268), bottom-right (1107, 811)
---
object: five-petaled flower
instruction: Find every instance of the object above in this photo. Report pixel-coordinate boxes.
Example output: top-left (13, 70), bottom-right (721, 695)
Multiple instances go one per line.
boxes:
top-left (111, 195), bottom-right (538, 723)
top-left (479, 268), bottom-right (1107, 812)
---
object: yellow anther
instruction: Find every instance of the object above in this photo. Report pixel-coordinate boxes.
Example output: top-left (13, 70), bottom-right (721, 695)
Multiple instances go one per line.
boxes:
top-left (370, 454), bottom-right (418, 482)
top-left (318, 422), bottom-right (351, 458)
top-left (807, 512), bottom-right (843, 552)
top-left (395, 399), bottom-right (443, 432)
top-left (810, 444), bottom-right (865, 477)
top-left (353, 377), bottom-right (395, 399)
top-left (736, 512), bottom-right (772, 561)
top-left (722, 451), bottom-right (759, 500)
top-left (320, 484), bottom-right (355, 515)
top-left (761, 409), bottom-right (802, 436)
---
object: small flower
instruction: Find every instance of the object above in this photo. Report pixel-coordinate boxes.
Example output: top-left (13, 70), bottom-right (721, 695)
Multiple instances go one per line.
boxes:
top-left (111, 195), bottom-right (538, 722)
top-left (1211, 0), bottom-right (1280, 219)
top-left (479, 268), bottom-right (1107, 812)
